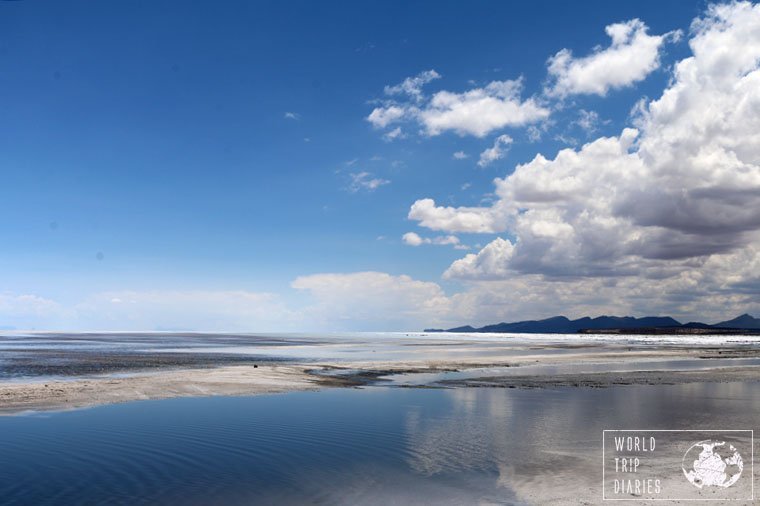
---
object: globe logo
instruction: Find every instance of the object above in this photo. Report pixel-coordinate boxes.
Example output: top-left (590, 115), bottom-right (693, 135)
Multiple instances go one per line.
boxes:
top-left (682, 440), bottom-right (743, 489)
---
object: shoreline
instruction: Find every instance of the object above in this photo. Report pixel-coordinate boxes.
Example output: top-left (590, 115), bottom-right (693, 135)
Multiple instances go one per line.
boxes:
top-left (0, 365), bottom-right (328, 415)
top-left (436, 366), bottom-right (760, 389)
top-left (2, 348), bottom-right (760, 414)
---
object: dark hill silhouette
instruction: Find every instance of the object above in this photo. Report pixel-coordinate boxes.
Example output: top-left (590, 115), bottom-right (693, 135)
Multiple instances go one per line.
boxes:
top-left (425, 314), bottom-right (760, 334)
top-left (714, 314), bottom-right (760, 329)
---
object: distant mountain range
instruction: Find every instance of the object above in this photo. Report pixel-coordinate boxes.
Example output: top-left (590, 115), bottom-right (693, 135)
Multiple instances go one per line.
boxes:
top-left (425, 313), bottom-right (760, 334)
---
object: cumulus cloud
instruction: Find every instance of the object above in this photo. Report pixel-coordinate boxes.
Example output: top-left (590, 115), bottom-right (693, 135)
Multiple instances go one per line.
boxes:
top-left (402, 232), bottom-right (466, 248)
top-left (284, 111), bottom-right (301, 120)
top-left (347, 171), bottom-right (390, 192)
top-left (453, 151), bottom-right (469, 160)
top-left (452, 256), bottom-right (760, 325)
top-left (289, 261), bottom-right (758, 329)
top-left (402, 232), bottom-right (426, 246)
top-left (408, 198), bottom-right (509, 234)
top-left (384, 69), bottom-right (441, 101)
top-left (0, 279), bottom-right (447, 332)
top-left (546, 19), bottom-right (678, 97)
top-left (408, 2), bottom-right (760, 319)
top-left (292, 272), bottom-right (452, 330)
top-left (444, 238), bottom-right (515, 279)
top-left (292, 271), bottom-right (623, 330)
top-left (367, 105), bottom-right (407, 128)
top-left (10, 5), bottom-right (760, 334)
top-left (419, 79), bottom-right (550, 137)
top-left (478, 134), bottom-right (513, 167)
top-left (368, 76), bottom-right (549, 138)
top-left (8, 260), bottom-right (760, 332)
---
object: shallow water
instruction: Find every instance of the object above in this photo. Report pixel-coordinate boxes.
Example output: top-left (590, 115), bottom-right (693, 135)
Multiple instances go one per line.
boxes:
top-left (2, 331), bottom-right (759, 381)
top-left (1, 382), bottom-right (758, 505)
top-left (382, 357), bottom-right (760, 386)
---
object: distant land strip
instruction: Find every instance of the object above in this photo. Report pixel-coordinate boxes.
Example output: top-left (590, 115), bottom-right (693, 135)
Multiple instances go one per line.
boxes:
top-left (425, 313), bottom-right (760, 334)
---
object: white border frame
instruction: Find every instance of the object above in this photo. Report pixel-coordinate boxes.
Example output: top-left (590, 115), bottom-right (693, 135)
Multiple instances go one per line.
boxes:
top-left (602, 429), bottom-right (754, 502)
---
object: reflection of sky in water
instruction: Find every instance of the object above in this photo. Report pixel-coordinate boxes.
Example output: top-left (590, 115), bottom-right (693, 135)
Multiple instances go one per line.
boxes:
top-left (0, 383), bottom-right (758, 505)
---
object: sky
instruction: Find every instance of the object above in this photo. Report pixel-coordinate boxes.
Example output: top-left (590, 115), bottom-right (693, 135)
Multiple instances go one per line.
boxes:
top-left (1, 0), bottom-right (760, 331)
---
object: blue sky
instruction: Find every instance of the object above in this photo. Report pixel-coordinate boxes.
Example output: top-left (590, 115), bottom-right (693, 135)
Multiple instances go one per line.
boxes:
top-left (2, 0), bottom-right (760, 331)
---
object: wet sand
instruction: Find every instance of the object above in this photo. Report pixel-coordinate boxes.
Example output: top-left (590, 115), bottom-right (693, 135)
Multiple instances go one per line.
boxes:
top-left (0, 365), bottom-right (330, 414)
top-left (437, 366), bottom-right (760, 389)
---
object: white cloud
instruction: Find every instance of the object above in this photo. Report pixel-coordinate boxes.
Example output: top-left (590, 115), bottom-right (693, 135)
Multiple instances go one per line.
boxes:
top-left (553, 133), bottom-right (578, 146)
top-left (6, 260), bottom-right (760, 332)
top-left (444, 238), bottom-right (515, 279)
top-left (384, 69), bottom-right (441, 101)
top-left (419, 79), bottom-right (550, 137)
top-left (284, 111), bottom-right (300, 120)
top-left (9, 5), bottom-right (760, 333)
top-left (383, 126), bottom-right (404, 141)
top-left (0, 293), bottom-right (66, 328)
top-left (348, 171), bottom-right (390, 192)
top-left (402, 232), bottom-right (464, 248)
top-left (477, 134), bottom-right (513, 167)
top-left (292, 272), bottom-right (452, 330)
top-left (407, 2), bottom-right (760, 319)
top-left (290, 264), bottom-right (758, 330)
top-left (527, 125), bottom-right (542, 142)
top-left (573, 109), bottom-right (605, 134)
top-left (368, 77), bottom-right (549, 138)
top-left (367, 105), bottom-right (407, 128)
top-left (546, 19), bottom-right (678, 97)
top-left (453, 151), bottom-right (469, 160)
top-left (402, 231), bottom-right (425, 246)
top-left (408, 198), bottom-right (509, 233)
top-left (0, 290), bottom-right (295, 331)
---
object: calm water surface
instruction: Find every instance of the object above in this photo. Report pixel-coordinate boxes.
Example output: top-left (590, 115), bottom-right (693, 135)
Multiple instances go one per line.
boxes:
top-left (1, 382), bottom-right (758, 505)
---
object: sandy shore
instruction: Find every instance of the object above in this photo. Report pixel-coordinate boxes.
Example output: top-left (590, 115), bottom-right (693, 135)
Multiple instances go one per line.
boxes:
top-left (0, 365), bottom-right (332, 414)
